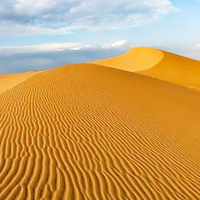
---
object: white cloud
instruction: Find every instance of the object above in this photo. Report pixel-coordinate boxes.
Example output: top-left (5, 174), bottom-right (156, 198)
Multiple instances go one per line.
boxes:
top-left (0, 40), bottom-right (132, 55)
top-left (155, 43), bottom-right (200, 61)
top-left (102, 40), bottom-right (131, 49)
top-left (0, 0), bottom-right (178, 36)
top-left (0, 42), bottom-right (82, 55)
top-left (191, 43), bottom-right (200, 51)
top-left (187, 43), bottom-right (200, 59)
top-left (109, 40), bottom-right (127, 48)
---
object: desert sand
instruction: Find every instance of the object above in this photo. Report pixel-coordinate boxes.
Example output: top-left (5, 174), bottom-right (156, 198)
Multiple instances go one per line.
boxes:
top-left (0, 71), bottom-right (40, 95)
top-left (91, 47), bottom-right (200, 89)
top-left (0, 48), bottom-right (200, 199)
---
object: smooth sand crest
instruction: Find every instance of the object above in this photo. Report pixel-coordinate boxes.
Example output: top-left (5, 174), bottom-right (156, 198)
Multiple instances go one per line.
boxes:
top-left (90, 47), bottom-right (200, 90)
top-left (90, 47), bottom-right (164, 72)
top-left (0, 71), bottom-right (41, 95)
top-left (0, 64), bottom-right (200, 199)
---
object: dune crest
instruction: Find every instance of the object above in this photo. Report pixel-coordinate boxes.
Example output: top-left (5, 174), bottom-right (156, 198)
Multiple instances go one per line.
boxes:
top-left (90, 47), bottom-right (164, 71)
top-left (91, 47), bottom-right (200, 90)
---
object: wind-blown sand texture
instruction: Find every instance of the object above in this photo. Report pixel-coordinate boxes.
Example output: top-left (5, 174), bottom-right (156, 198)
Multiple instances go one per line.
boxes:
top-left (91, 47), bottom-right (200, 89)
top-left (0, 71), bottom-right (40, 95)
top-left (0, 62), bottom-right (200, 199)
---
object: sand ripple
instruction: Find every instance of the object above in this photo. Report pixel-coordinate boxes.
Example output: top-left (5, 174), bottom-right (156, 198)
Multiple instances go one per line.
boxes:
top-left (0, 64), bottom-right (200, 199)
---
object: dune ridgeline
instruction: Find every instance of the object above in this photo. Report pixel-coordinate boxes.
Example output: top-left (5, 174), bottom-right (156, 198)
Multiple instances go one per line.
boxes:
top-left (0, 47), bottom-right (200, 199)
top-left (91, 47), bottom-right (200, 89)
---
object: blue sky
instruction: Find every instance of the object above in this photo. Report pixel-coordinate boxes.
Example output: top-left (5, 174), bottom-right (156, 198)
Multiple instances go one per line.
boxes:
top-left (0, 0), bottom-right (200, 74)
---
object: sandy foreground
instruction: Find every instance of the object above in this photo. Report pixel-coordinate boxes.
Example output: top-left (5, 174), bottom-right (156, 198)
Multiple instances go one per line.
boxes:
top-left (0, 48), bottom-right (200, 199)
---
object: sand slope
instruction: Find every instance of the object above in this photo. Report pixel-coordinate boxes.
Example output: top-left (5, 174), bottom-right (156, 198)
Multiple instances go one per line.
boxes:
top-left (91, 47), bottom-right (200, 89)
top-left (0, 64), bottom-right (200, 199)
top-left (0, 71), bottom-right (40, 95)
top-left (90, 47), bottom-right (164, 72)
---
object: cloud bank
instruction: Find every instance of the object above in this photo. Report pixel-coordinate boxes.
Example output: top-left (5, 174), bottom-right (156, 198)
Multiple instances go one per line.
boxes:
top-left (0, 0), bottom-right (178, 36)
top-left (0, 43), bottom-right (81, 55)
top-left (1, 41), bottom-right (200, 75)
top-left (0, 41), bottom-right (130, 74)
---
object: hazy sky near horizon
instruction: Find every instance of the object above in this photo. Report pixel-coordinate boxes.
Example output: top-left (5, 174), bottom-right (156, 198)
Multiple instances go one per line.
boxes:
top-left (0, 0), bottom-right (200, 73)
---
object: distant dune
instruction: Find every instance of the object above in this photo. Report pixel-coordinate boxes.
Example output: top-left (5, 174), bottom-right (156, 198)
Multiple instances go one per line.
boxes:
top-left (90, 47), bottom-right (164, 71)
top-left (0, 51), bottom-right (200, 199)
top-left (91, 47), bottom-right (200, 89)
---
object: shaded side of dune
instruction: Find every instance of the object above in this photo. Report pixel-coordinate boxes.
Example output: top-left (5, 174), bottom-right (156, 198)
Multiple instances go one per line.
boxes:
top-left (91, 47), bottom-right (200, 90)
top-left (0, 64), bottom-right (200, 199)
top-left (138, 50), bottom-right (200, 89)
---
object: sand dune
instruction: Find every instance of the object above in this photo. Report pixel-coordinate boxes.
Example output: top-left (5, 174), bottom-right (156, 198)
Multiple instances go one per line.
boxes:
top-left (91, 47), bottom-right (200, 89)
top-left (0, 71), bottom-right (40, 95)
top-left (90, 47), bottom-right (164, 72)
top-left (0, 64), bottom-right (200, 199)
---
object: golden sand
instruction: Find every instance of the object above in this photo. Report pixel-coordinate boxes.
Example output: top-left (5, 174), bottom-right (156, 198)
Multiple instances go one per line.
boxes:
top-left (0, 61), bottom-right (200, 199)
top-left (91, 47), bottom-right (200, 89)
top-left (0, 71), bottom-right (40, 95)
top-left (90, 47), bottom-right (164, 71)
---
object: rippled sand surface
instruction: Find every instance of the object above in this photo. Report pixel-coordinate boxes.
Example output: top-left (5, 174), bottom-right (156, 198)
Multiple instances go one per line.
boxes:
top-left (1, 50), bottom-right (200, 199)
